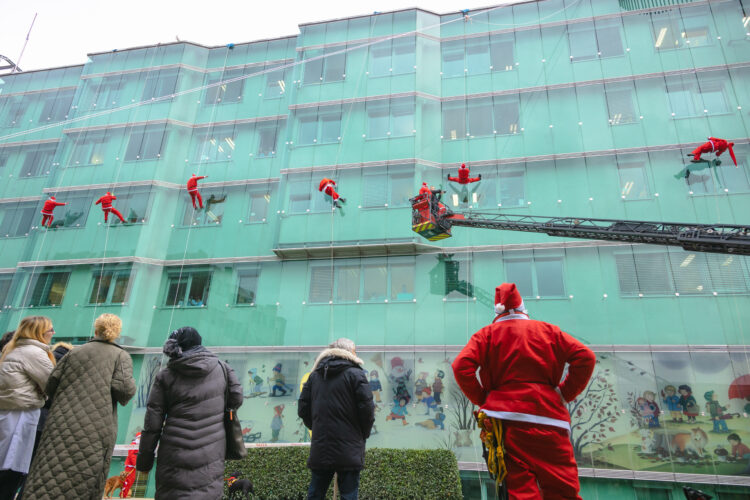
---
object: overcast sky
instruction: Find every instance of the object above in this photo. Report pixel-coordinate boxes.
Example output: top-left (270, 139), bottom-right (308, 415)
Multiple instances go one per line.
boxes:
top-left (2, 0), bottom-right (516, 72)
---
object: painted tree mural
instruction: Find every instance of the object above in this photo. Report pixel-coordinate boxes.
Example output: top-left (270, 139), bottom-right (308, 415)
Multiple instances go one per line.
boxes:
top-left (136, 356), bottom-right (162, 408)
top-left (567, 366), bottom-right (621, 459)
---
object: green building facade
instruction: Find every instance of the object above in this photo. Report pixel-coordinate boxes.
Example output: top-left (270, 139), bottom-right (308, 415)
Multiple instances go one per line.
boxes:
top-left (2, 0), bottom-right (750, 497)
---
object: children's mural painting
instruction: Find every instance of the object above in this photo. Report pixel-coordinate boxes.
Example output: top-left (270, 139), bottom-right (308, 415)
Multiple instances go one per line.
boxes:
top-left (129, 349), bottom-right (750, 475)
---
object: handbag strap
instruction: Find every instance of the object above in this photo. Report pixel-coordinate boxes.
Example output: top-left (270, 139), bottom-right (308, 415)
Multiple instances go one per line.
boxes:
top-left (219, 360), bottom-right (229, 411)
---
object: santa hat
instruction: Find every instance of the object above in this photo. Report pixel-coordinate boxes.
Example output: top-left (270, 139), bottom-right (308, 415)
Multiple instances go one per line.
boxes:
top-left (460, 163), bottom-right (467, 169)
top-left (494, 283), bottom-right (526, 315)
top-left (49, 196), bottom-right (56, 200)
top-left (390, 357), bottom-right (404, 369)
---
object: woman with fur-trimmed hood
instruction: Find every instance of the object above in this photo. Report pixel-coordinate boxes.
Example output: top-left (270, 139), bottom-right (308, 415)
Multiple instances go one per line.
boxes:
top-left (22, 314), bottom-right (135, 500)
top-left (298, 338), bottom-right (375, 499)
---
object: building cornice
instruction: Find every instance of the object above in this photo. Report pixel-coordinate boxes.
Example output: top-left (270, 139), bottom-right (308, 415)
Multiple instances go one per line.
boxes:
top-left (0, 138), bottom-right (60, 149)
top-left (61, 115), bottom-right (287, 135)
top-left (0, 86), bottom-right (78, 99)
top-left (79, 58), bottom-right (296, 80)
top-left (38, 177), bottom-right (280, 194)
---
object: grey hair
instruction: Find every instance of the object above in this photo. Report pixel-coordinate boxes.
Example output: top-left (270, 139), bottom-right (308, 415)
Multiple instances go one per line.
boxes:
top-left (328, 337), bottom-right (356, 353)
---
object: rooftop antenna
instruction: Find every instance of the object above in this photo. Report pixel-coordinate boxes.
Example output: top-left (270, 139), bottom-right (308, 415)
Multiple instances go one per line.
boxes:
top-left (13, 12), bottom-right (38, 74)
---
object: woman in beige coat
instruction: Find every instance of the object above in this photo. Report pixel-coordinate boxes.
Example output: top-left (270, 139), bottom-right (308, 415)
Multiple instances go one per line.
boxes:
top-left (0, 316), bottom-right (56, 500)
top-left (23, 313), bottom-right (136, 500)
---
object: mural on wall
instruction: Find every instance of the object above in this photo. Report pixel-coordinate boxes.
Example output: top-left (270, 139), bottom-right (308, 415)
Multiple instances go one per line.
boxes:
top-left (127, 349), bottom-right (750, 476)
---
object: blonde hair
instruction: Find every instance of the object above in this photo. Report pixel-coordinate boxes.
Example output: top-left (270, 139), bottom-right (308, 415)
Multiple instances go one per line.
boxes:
top-left (94, 314), bottom-right (122, 341)
top-left (0, 316), bottom-right (55, 364)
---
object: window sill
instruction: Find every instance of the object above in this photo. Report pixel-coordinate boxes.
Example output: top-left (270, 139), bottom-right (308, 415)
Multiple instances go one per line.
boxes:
top-left (19, 173), bottom-right (50, 179)
top-left (23, 304), bottom-right (64, 309)
top-left (570, 53), bottom-right (626, 63)
top-left (190, 159), bottom-right (232, 165)
top-left (229, 303), bottom-right (257, 308)
top-left (1, 234), bottom-right (30, 239)
top-left (368, 70), bottom-right (416, 79)
top-left (365, 134), bottom-right (415, 141)
top-left (202, 99), bottom-right (244, 107)
top-left (441, 68), bottom-right (517, 79)
top-left (244, 219), bottom-right (268, 225)
top-left (306, 299), bottom-right (417, 305)
top-left (655, 42), bottom-right (714, 52)
top-left (253, 154), bottom-right (277, 159)
top-left (360, 205), bottom-right (409, 210)
top-left (292, 140), bottom-right (341, 148)
top-left (671, 112), bottom-right (734, 120)
top-left (300, 80), bottom-right (346, 87)
top-left (442, 132), bottom-right (521, 141)
top-left (160, 305), bottom-right (208, 309)
top-left (83, 303), bottom-right (127, 307)
top-left (687, 190), bottom-right (749, 197)
top-left (173, 223), bottom-right (223, 229)
top-left (98, 221), bottom-right (147, 227)
top-left (609, 121), bottom-right (639, 127)
top-left (34, 224), bottom-right (86, 231)
top-left (123, 158), bottom-right (162, 164)
top-left (620, 196), bottom-right (654, 202)
top-left (67, 163), bottom-right (105, 168)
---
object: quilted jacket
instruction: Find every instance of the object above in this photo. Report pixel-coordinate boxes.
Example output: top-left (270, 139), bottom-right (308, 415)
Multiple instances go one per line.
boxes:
top-left (0, 339), bottom-right (54, 410)
top-left (136, 346), bottom-right (243, 500)
top-left (22, 338), bottom-right (135, 500)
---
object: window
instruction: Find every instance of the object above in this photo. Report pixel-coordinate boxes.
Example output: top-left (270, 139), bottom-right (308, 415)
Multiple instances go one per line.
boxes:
top-left (204, 68), bottom-right (245, 105)
top-left (257, 124), bottom-right (278, 158)
top-left (108, 188), bottom-right (153, 224)
top-left (69, 133), bottom-right (107, 166)
top-left (24, 269), bottom-right (70, 307)
top-left (366, 99), bottom-right (415, 139)
top-left (50, 193), bottom-right (90, 229)
top-left (441, 40), bottom-right (465, 78)
top-left (0, 202), bottom-right (35, 237)
top-left (686, 161), bottom-right (750, 194)
top-left (141, 70), bottom-right (178, 100)
top-left (89, 266), bottom-right (133, 304)
top-left (453, 168), bottom-right (525, 209)
top-left (164, 269), bottom-right (212, 307)
top-left (443, 97), bottom-right (520, 140)
top-left (653, 11), bottom-right (710, 50)
top-left (490, 34), bottom-right (515, 71)
top-left (362, 169), bottom-right (414, 208)
top-left (287, 178), bottom-right (313, 214)
top-left (88, 78), bottom-right (123, 110)
top-left (466, 37), bottom-right (491, 75)
top-left (248, 192), bottom-right (270, 223)
top-left (38, 89), bottom-right (74, 123)
top-left (615, 251), bottom-right (672, 295)
top-left (440, 35), bottom-right (517, 76)
top-left (505, 256), bottom-right (565, 298)
top-left (568, 19), bottom-right (624, 60)
top-left (0, 151), bottom-right (9, 170)
top-left (20, 145), bottom-right (56, 177)
top-left (444, 256), bottom-right (473, 300)
top-left (369, 37), bottom-right (416, 77)
top-left (192, 128), bottom-right (235, 162)
top-left (182, 190), bottom-right (227, 226)
top-left (124, 127), bottom-right (167, 161)
top-left (308, 259), bottom-right (416, 303)
top-left (0, 98), bottom-right (27, 128)
top-left (0, 274), bottom-right (12, 308)
top-left (235, 268), bottom-right (259, 305)
top-left (302, 48), bottom-right (346, 84)
top-left (296, 108), bottom-right (341, 145)
top-left (606, 88), bottom-right (637, 125)
top-left (618, 163), bottom-right (650, 200)
top-left (264, 69), bottom-right (287, 99)
top-left (634, 487), bottom-right (671, 500)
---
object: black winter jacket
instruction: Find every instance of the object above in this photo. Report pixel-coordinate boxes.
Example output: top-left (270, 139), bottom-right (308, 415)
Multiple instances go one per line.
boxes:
top-left (298, 348), bottom-right (375, 471)
top-left (136, 346), bottom-right (243, 500)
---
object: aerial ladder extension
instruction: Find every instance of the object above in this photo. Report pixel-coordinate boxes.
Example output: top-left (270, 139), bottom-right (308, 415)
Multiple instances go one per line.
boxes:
top-left (410, 193), bottom-right (750, 255)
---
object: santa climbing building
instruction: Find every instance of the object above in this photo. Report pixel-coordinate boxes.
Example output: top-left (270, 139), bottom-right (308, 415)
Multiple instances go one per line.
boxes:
top-left (187, 174), bottom-right (208, 209)
top-left (318, 178), bottom-right (346, 208)
top-left (95, 192), bottom-right (126, 223)
top-left (447, 163), bottom-right (481, 184)
top-left (689, 137), bottom-right (737, 166)
top-left (40, 196), bottom-right (66, 228)
top-left (452, 283), bottom-right (595, 499)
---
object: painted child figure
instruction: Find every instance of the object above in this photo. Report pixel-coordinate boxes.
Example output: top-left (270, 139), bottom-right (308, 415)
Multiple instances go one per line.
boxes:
top-left (386, 397), bottom-right (409, 425)
top-left (432, 370), bottom-right (445, 404)
top-left (271, 404), bottom-right (284, 442)
top-left (705, 391), bottom-right (729, 433)
top-left (369, 369), bottom-right (382, 404)
top-left (678, 384), bottom-right (699, 423)
top-left (727, 433), bottom-right (750, 474)
top-left (270, 363), bottom-right (291, 397)
top-left (186, 174), bottom-right (208, 209)
top-left (414, 372), bottom-right (430, 403)
top-left (662, 385), bottom-right (683, 423)
top-left (318, 178), bottom-right (346, 208)
top-left (95, 191), bottom-right (126, 223)
top-left (245, 368), bottom-right (265, 398)
top-left (40, 196), bottom-right (66, 228)
top-left (643, 391), bottom-right (661, 428)
top-left (416, 409), bottom-right (446, 430)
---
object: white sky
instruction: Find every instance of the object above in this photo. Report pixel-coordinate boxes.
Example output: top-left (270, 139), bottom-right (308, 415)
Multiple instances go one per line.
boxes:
top-left (2, 0), bottom-right (516, 72)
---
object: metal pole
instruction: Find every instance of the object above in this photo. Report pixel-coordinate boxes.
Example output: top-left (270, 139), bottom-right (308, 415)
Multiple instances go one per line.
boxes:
top-left (13, 12), bottom-right (37, 74)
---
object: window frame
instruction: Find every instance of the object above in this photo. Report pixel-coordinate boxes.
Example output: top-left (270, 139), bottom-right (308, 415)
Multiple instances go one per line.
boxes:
top-left (24, 269), bottom-right (71, 308)
top-left (124, 127), bottom-right (168, 162)
top-left (20, 145), bottom-right (56, 178)
top-left (504, 255), bottom-right (566, 298)
top-left (0, 202), bottom-right (36, 238)
top-left (442, 96), bottom-right (520, 140)
top-left (163, 268), bottom-right (212, 308)
top-left (87, 266), bottom-right (135, 305)
top-left (307, 258), bottom-right (416, 304)
top-left (234, 267), bottom-right (260, 306)
top-left (180, 188), bottom-right (228, 227)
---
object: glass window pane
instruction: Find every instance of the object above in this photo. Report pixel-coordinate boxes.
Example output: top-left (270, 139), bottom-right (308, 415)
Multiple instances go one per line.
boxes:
top-left (596, 25), bottom-right (623, 58)
top-left (288, 180), bottom-right (311, 213)
top-left (699, 86), bottom-right (728, 114)
top-left (236, 270), bottom-right (259, 304)
top-left (667, 89), bottom-right (696, 117)
top-left (362, 264), bottom-right (387, 301)
top-left (443, 105), bottom-right (466, 140)
top-left (499, 171), bottom-right (525, 206)
top-left (110, 273), bottom-right (131, 303)
top-left (390, 263), bottom-right (415, 301)
top-left (445, 258), bottom-right (472, 300)
top-left (391, 37), bottom-right (416, 75)
top-left (505, 259), bottom-right (533, 297)
top-left (89, 274), bottom-right (111, 304)
top-left (257, 126), bottom-right (278, 157)
top-left (363, 173), bottom-right (387, 207)
top-left (569, 24), bottom-right (598, 60)
top-left (536, 258), bottom-right (565, 297)
top-left (686, 169), bottom-right (716, 194)
top-left (391, 103), bottom-right (414, 137)
top-left (390, 173), bottom-right (413, 207)
top-left (369, 42), bottom-right (391, 77)
top-left (717, 162), bottom-right (750, 191)
top-left (249, 193), bottom-right (269, 222)
top-left (187, 272), bottom-right (211, 306)
top-left (367, 103), bottom-right (389, 139)
top-left (303, 53), bottom-right (324, 84)
top-left (335, 265), bottom-right (360, 302)
top-left (166, 276), bottom-right (187, 306)
top-left (652, 18), bottom-right (680, 49)
top-left (490, 37), bottom-right (515, 71)
top-left (0, 203), bottom-right (35, 237)
top-left (298, 115), bottom-right (317, 145)
top-left (682, 14), bottom-right (710, 46)
top-left (466, 38), bottom-right (491, 74)
top-left (467, 98), bottom-right (493, 137)
top-left (264, 69), bottom-right (286, 98)
top-left (441, 40), bottom-right (465, 77)
top-left (320, 113), bottom-right (341, 143)
top-left (309, 266), bottom-right (333, 303)
top-left (606, 89), bottom-right (637, 125)
top-left (324, 51), bottom-right (346, 82)
top-left (56, 194), bottom-right (89, 229)
top-left (618, 163), bottom-right (650, 200)
top-left (493, 99), bottom-right (520, 135)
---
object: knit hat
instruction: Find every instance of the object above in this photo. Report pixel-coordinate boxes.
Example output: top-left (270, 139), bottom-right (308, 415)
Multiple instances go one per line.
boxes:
top-left (163, 326), bottom-right (202, 359)
top-left (370, 370), bottom-right (378, 377)
top-left (436, 369), bottom-right (445, 379)
top-left (391, 357), bottom-right (404, 369)
top-left (273, 363), bottom-right (282, 372)
top-left (704, 391), bottom-right (714, 401)
top-left (494, 283), bottom-right (526, 315)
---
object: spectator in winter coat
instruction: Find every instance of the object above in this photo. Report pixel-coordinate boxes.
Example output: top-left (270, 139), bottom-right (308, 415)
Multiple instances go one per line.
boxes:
top-left (23, 313), bottom-right (135, 500)
top-left (298, 338), bottom-right (375, 500)
top-left (136, 327), bottom-right (243, 500)
top-left (0, 316), bottom-right (56, 500)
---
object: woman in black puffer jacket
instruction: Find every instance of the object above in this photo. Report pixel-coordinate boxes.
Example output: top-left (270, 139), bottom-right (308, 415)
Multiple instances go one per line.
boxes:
top-left (136, 327), bottom-right (243, 499)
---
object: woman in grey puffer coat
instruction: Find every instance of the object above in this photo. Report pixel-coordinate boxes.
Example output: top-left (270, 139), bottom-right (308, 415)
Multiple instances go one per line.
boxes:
top-left (136, 327), bottom-right (243, 499)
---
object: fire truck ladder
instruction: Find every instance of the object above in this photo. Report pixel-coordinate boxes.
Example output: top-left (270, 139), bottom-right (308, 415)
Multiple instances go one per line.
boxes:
top-left (410, 195), bottom-right (750, 255)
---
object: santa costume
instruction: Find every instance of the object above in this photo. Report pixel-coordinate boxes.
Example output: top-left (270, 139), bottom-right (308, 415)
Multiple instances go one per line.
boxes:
top-left (452, 283), bottom-right (596, 500)
top-left (40, 196), bottom-right (66, 227)
top-left (318, 178), bottom-right (346, 208)
top-left (120, 432), bottom-right (141, 498)
top-left (187, 174), bottom-right (208, 209)
top-left (95, 192), bottom-right (126, 223)
top-left (447, 163), bottom-right (481, 184)
top-left (689, 137), bottom-right (737, 166)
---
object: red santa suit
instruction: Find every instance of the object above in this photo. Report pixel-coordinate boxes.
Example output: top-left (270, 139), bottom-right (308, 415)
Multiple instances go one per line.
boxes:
top-left (452, 283), bottom-right (596, 500)
top-left (120, 432), bottom-right (140, 498)
top-left (447, 163), bottom-right (481, 184)
top-left (40, 196), bottom-right (66, 227)
top-left (419, 182), bottom-right (431, 196)
top-left (318, 178), bottom-right (346, 207)
top-left (689, 137), bottom-right (737, 166)
top-left (187, 174), bottom-right (207, 209)
top-left (95, 192), bottom-right (126, 223)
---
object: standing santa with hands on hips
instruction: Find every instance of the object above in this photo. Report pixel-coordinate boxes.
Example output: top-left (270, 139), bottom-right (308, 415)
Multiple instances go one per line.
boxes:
top-left (452, 283), bottom-right (595, 499)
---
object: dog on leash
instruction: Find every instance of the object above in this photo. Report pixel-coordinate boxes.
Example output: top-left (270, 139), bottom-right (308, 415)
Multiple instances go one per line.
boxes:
top-left (225, 470), bottom-right (254, 499)
top-left (104, 470), bottom-right (128, 498)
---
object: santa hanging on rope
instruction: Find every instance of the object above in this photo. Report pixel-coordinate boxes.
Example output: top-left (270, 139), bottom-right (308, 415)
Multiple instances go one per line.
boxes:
top-left (40, 196), bottom-right (66, 228)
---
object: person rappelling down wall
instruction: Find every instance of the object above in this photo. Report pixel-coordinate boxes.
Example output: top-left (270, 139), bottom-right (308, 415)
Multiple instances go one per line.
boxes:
top-left (452, 283), bottom-right (596, 500)
top-left (318, 178), bottom-right (346, 208)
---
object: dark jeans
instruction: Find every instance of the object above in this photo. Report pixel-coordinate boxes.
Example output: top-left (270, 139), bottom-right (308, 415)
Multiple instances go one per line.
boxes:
top-left (0, 469), bottom-right (25, 500)
top-left (307, 469), bottom-right (360, 500)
